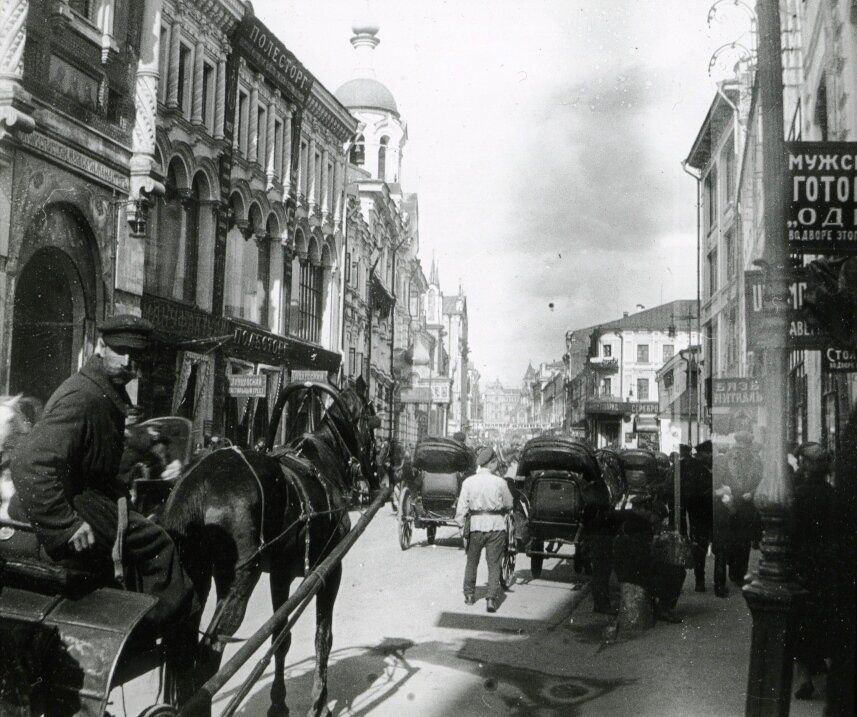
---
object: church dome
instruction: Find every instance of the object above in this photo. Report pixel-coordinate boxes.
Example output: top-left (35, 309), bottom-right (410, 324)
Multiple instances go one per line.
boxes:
top-left (335, 77), bottom-right (398, 115)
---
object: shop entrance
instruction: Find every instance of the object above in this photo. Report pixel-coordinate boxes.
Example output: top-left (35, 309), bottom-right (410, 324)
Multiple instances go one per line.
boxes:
top-left (9, 248), bottom-right (84, 404)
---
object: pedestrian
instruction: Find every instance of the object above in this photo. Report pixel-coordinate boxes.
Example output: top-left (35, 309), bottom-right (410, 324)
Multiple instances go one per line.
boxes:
top-left (9, 315), bottom-right (198, 631)
top-left (791, 442), bottom-right (835, 700)
top-left (455, 446), bottom-right (513, 613)
top-left (684, 442), bottom-right (713, 592)
top-left (712, 431), bottom-right (762, 597)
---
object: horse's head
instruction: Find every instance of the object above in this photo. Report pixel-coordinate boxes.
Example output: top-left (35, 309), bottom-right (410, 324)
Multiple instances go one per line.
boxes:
top-left (339, 379), bottom-right (382, 491)
top-left (0, 395), bottom-right (36, 451)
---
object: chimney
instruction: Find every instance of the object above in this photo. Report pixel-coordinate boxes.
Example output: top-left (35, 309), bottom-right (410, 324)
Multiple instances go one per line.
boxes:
top-left (623, 311), bottom-right (629, 318)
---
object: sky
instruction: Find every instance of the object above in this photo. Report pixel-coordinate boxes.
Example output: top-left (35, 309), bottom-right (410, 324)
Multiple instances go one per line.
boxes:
top-left (253, 0), bottom-right (751, 386)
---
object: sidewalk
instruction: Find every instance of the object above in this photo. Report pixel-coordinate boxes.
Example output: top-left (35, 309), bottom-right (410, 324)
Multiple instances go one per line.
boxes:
top-left (462, 551), bottom-right (828, 717)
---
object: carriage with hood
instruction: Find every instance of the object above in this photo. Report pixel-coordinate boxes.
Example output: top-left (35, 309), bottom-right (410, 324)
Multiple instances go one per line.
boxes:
top-left (397, 436), bottom-right (476, 549)
top-left (514, 435), bottom-right (612, 578)
top-left (0, 379), bottom-right (386, 717)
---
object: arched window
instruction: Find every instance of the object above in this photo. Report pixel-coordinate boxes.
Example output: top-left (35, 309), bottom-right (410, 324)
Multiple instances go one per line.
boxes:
top-left (150, 158), bottom-right (195, 302)
top-left (378, 136), bottom-right (389, 180)
top-left (298, 238), bottom-right (324, 343)
top-left (349, 134), bottom-right (365, 166)
top-left (224, 192), bottom-right (246, 318)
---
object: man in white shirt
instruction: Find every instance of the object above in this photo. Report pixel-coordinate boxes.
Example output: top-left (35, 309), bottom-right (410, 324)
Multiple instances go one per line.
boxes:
top-left (456, 446), bottom-right (514, 612)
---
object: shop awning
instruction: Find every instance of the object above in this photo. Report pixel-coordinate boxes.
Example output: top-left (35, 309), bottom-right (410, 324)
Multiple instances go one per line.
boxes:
top-left (371, 274), bottom-right (395, 319)
top-left (634, 415), bottom-right (659, 432)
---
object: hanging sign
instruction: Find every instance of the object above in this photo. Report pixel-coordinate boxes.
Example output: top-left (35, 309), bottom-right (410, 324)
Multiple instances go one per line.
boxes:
top-left (822, 347), bottom-right (857, 373)
top-left (744, 268), bottom-right (837, 350)
top-left (290, 370), bottom-right (329, 383)
top-left (787, 142), bottom-right (857, 254)
top-left (227, 374), bottom-right (266, 397)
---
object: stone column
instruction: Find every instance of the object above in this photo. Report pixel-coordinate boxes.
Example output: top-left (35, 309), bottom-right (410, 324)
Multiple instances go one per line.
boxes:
top-left (307, 135), bottom-right (317, 210)
top-left (166, 8), bottom-right (181, 110)
top-left (320, 146), bottom-right (330, 216)
top-left (0, 0), bottom-right (36, 144)
top-left (214, 55), bottom-right (225, 140)
top-left (190, 38), bottom-right (204, 125)
top-left (129, 0), bottom-right (165, 230)
top-left (248, 77), bottom-right (259, 165)
top-left (96, 0), bottom-right (116, 64)
top-left (282, 105), bottom-right (293, 194)
top-left (265, 94), bottom-right (276, 188)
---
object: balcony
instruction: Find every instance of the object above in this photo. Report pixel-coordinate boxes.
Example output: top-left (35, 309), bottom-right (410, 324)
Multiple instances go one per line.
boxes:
top-left (588, 357), bottom-right (619, 373)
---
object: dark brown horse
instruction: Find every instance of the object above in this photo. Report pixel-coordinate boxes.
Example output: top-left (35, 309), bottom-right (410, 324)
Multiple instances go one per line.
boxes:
top-left (161, 379), bottom-right (379, 716)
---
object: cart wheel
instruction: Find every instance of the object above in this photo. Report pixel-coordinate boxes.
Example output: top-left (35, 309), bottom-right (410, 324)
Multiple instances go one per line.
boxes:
top-left (530, 539), bottom-right (544, 579)
top-left (137, 706), bottom-right (178, 717)
top-left (426, 525), bottom-right (437, 544)
top-left (500, 515), bottom-right (516, 589)
top-left (398, 488), bottom-right (412, 551)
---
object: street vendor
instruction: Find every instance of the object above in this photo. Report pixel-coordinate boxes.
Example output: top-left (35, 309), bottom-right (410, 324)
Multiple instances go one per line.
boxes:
top-left (9, 315), bottom-right (197, 629)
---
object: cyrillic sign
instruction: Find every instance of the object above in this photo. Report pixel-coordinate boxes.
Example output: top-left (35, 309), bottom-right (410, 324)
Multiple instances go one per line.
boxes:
top-left (227, 374), bottom-right (266, 397)
top-left (712, 378), bottom-right (762, 407)
top-left (822, 347), bottom-right (857, 373)
top-left (291, 370), bottom-right (328, 383)
top-left (236, 17), bottom-right (314, 104)
top-left (787, 142), bottom-right (857, 254)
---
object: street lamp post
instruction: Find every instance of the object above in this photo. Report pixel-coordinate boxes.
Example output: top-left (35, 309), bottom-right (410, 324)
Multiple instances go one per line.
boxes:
top-left (742, 3), bottom-right (803, 716)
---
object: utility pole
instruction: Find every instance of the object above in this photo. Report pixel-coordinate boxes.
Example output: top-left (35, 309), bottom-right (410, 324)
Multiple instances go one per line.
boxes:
top-left (742, 2), bottom-right (802, 715)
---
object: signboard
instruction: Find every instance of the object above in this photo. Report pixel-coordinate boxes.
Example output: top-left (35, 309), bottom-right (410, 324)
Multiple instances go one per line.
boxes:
top-left (227, 374), bottom-right (266, 397)
top-left (586, 400), bottom-right (659, 415)
top-left (822, 346), bottom-right (857, 373)
top-left (712, 378), bottom-right (762, 407)
top-left (235, 17), bottom-right (315, 104)
top-left (787, 142), bottom-right (857, 254)
top-left (291, 370), bottom-right (328, 383)
top-left (399, 387), bottom-right (432, 404)
top-left (430, 383), bottom-right (451, 403)
top-left (745, 269), bottom-right (834, 351)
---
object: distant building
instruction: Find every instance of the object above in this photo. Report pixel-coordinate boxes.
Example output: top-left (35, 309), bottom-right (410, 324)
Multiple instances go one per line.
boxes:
top-left (656, 345), bottom-right (700, 454)
top-left (481, 379), bottom-right (522, 426)
top-left (443, 289), bottom-right (469, 435)
top-left (566, 300), bottom-right (700, 450)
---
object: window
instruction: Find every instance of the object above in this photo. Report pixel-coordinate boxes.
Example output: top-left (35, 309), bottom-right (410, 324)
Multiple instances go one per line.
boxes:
top-left (345, 252), bottom-right (351, 284)
top-left (705, 166), bottom-right (718, 230)
top-left (727, 307), bottom-right (738, 367)
top-left (349, 348), bottom-right (356, 376)
top-left (257, 237), bottom-right (270, 327)
top-left (663, 370), bottom-right (674, 389)
top-left (273, 119), bottom-right (283, 178)
top-left (314, 151), bottom-right (322, 205)
top-left (298, 261), bottom-right (323, 343)
top-left (256, 107), bottom-right (266, 165)
top-left (708, 249), bottom-right (718, 296)
top-left (637, 378), bottom-right (649, 400)
top-left (300, 140), bottom-right (308, 195)
top-left (663, 344), bottom-right (674, 362)
top-left (158, 25), bottom-right (170, 103)
top-left (201, 62), bottom-right (214, 131)
top-left (281, 248), bottom-right (293, 334)
top-left (602, 343), bottom-right (612, 358)
top-left (636, 344), bottom-right (649, 363)
top-left (69, 0), bottom-right (95, 22)
top-left (237, 91), bottom-right (248, 156)
top-left (723, 136), bottom-right (736, 203)
top-left (350, 134), bottom-right (365, 166)
top-left (603, 377), bottom-right (612, 396)
top-left (725, 229), bottom-right (736, 280)
top-left (177, 44), bottom-right (192, 116)
top-left (378, 136), bottom-right (389, 180)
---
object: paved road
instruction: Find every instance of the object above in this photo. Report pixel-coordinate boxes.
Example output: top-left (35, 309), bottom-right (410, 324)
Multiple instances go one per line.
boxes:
top-left (115, 507), bottom-right (827, 716)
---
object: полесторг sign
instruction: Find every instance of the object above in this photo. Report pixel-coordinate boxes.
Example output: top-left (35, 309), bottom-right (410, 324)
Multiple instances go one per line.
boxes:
top-left (787, 142), bottom-right (857, 254)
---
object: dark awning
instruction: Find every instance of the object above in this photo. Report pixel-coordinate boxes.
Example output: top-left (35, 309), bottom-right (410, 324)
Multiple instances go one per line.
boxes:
top-left (371, 274), bottom-right (395, 319)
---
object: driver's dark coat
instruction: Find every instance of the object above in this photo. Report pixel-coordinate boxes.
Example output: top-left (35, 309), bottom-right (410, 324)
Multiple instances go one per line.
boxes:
top-left (10, 356), bottom-right (130, 556)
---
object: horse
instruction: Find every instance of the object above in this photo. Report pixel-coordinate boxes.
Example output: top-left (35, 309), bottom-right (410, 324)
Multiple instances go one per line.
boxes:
top-left (161, 378), bottom-right (380, 716)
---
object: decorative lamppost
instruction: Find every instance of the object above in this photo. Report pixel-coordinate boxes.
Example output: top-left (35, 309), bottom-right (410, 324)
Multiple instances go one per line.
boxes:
top-left (742, 3), bottom-right (803, 715)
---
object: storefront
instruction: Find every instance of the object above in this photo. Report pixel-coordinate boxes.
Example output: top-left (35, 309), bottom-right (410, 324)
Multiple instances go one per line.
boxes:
top-left (585, 399), bottom-right (660, 450)
top-left (141, 294), bottom-right (340, 449)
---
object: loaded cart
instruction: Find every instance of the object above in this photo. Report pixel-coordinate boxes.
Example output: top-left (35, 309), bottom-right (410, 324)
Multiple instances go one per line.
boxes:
top-left (515, 436), bottom-right (612, 578)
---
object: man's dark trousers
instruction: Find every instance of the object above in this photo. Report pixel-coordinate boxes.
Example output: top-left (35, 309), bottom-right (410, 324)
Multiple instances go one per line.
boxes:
top-left (463, 530), bottom-right (506, 600)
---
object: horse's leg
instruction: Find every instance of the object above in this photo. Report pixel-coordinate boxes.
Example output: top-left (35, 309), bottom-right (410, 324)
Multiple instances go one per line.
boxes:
top-left (307, 562), bottom-right (342, 717)
top-left (268, 563), bottom-right (297, 717)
